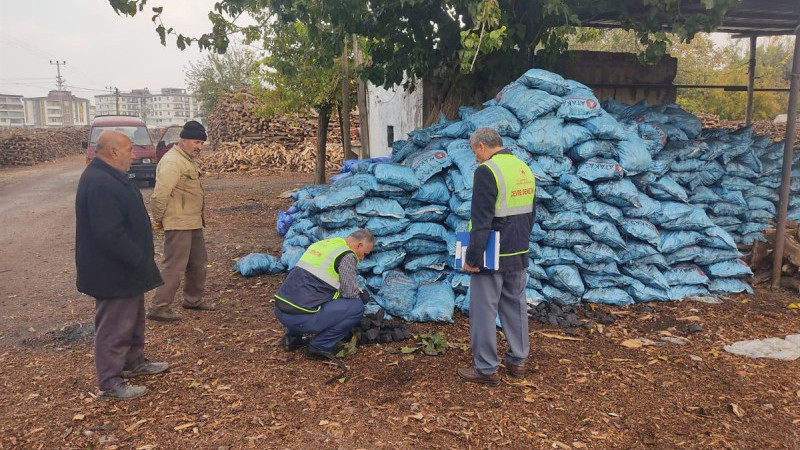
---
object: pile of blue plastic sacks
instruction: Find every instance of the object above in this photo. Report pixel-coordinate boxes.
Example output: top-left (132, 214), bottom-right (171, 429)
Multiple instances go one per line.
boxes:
top-left (235, 68), bottom-right (798, 323)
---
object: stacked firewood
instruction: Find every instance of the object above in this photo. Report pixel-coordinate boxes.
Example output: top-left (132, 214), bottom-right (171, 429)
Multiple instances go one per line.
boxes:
top-left (199, 141), bottom-right (344, 173)
top-left (695, 112), bottom-right (800, 144)
top-left (206, 90), bottom-right (358, 147)
top-left (0, 126), bottom-right (89, 167)
top-left (749, 220), bottom-right (800, 292)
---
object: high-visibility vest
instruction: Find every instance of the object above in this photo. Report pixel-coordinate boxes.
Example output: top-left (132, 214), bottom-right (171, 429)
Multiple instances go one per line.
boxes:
top-left (481, 153), bottom-right (536, 217)
top-left (294, 237), bottom-right (354, 290)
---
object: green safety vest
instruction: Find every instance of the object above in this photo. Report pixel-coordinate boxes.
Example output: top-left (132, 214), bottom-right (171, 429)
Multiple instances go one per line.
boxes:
top-left (294, 237), bottom-right (354, 291)
top-left (481, 153), bottom-right (536, 217)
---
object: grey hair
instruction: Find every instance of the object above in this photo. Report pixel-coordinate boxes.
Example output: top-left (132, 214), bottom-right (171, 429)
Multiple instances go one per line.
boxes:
top-left (469, 127), bottom-right (503, 148)
top-left (349, 229), bottom-right (375, 245)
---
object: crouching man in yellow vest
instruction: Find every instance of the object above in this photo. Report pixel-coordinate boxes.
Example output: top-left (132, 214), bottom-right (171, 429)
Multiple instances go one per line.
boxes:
top-left (274, 229), bottom-right (375, 361)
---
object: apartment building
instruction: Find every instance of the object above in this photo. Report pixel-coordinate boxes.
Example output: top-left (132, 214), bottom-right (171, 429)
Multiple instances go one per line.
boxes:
top-left (22, 90), bottom-right (90, 127)
top-left (0, 94), bottom-right (25, 128)
top-left (94, 88), bottom-right (202, 128)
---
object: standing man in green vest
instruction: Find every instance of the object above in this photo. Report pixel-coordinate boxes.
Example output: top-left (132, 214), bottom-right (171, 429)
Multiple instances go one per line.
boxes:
top-left (459, 127), bottom-right (536, 386)
top-left (274, 229), bottom-right (375, 360)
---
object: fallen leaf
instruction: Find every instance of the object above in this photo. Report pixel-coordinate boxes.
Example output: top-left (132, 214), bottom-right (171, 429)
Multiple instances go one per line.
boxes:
top-left (126, 419), bottom-right (148, 432)
top-left (72, 414), bottom-right (85, 421)
top-left (619, 339), bottom-right (651, 348)
top-left (677, 316), bottom-right (702, 322)
top-left (319, 420), bottom-right (329, 426)
top-left (573, 443), bottom-right (588, 449)
top-left (537, 331), bottom-right (584, 341)
top-left (174, 422), bottom-right (196, 431)
top-left (787, 303), bottom-right (800, 309)
top-left (611, 358), bottom-right (633, 362)
top-left (730, 403), bottom-right (745, 418)
top-left (386, 361), bottom-right (399, 366)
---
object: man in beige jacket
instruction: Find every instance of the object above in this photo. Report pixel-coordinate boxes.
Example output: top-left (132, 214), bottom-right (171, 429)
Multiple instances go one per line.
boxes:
top-left (147, 121), bottom-right (215, 322)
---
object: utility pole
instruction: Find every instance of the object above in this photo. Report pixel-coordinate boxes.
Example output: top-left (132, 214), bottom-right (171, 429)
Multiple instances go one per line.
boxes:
top-left (50, 60), bottom-right (66, 90)
top-left (106, 86), bottom-right (120, 115)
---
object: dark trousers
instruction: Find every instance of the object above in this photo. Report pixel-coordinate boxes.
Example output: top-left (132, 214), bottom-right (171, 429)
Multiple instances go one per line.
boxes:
top-left (151, 229), bottom-right (207, 308)
top-left (274, 298), bottom-right (365, 352)
top-left (94, 294), bottom-right (146, 391)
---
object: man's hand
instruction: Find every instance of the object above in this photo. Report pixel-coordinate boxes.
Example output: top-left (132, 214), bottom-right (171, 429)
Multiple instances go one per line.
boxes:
top-left (152, 221), bottom-right (163, 231)
top-left (359, 291), bottom-right (371, 305)
top-left (462, 263), bottom-right (480, 273)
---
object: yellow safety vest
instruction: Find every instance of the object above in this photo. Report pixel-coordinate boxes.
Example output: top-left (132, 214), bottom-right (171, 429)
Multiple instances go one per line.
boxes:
top-left (294, 237), bottom-right (354, 290)
top-left (481, 153), bottom-right (536, 217)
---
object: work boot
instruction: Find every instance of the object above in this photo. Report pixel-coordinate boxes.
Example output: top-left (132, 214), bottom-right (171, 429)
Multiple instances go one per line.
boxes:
top-left (122, 359), bottom-right (170, 378)
top-left (98, 382), bottom-right (148, 400)
top-left (182, 300), bottom-right (216, 311)
top-left (457, 367), bottom-right (501, 386)
top-left (281, 335), bottom-right (308, 352)
top-left (146, 306), bottom-right (180, 322)
top-left (304, 344), bottom-right (338, 361)
top-left (506, 362), bottom-right (525, 379)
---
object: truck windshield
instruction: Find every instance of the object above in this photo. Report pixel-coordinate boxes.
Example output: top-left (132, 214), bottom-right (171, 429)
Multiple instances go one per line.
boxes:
top-left (90, 126), bottom-right (152, 146)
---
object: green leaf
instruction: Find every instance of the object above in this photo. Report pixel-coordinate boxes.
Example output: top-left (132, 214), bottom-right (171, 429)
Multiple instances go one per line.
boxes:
top-left (400, 346), bottom-right (419, 354)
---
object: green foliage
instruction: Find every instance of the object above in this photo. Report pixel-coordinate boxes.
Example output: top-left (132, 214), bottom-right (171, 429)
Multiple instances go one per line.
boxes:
top-left (419, 332), bottom-right (449, 356)
top-left (336, 335), bottom-right (358, 359)
top-left (108, 0), bottom-right (744, 90)
top-left (184, 45), bottom-right (259, 115)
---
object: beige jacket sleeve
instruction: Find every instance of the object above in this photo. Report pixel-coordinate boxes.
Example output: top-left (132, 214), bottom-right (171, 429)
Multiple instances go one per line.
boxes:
top-left (149, 160), bottom-right (181, 224)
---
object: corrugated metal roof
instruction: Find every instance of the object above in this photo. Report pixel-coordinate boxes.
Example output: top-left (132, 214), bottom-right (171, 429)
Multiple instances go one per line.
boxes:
top-left (579, 0), bottom-right (800, 36)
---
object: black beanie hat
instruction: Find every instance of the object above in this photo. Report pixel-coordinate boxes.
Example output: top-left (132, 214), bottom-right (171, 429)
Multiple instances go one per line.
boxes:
top-left (180, 120), bottom-right (207, 141)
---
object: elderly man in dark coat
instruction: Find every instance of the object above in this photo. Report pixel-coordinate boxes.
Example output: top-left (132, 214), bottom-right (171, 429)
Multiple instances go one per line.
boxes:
top-left (75, 130), bottom-right (168, 400)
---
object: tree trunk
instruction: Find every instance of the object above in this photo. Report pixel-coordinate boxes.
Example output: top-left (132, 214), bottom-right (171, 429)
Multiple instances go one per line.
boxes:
top-left (315, 103), bottom-right (332, 185)
top-left (354, 34), bottom-right (369, 158)
top-left (341, 39), bottom-right (355, 161)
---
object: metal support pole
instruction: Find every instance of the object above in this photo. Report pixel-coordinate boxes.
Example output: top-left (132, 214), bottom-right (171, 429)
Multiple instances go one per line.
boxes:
top-left (771, 26), bottom-right (800, 289)
top-left (745, 36), bottom-right (757, 126)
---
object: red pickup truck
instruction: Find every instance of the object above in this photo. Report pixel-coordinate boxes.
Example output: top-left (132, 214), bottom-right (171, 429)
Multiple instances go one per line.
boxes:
top-left (83, 115), bottom-right (158, 186)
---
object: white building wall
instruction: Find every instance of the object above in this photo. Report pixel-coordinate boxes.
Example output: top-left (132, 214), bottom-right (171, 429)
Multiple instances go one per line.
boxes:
top-left (365, 80), bottom-right (424, 158)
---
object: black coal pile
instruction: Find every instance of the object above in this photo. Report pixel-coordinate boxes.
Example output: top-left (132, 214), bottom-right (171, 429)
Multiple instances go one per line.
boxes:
top-left (349, 309), bottom-right (413, 345)
top-left (528, 299), bottom-right (617, 329)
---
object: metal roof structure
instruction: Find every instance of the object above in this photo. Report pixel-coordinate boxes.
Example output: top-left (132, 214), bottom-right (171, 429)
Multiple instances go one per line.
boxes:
top-left (578, 0), bottom-right (800, 36)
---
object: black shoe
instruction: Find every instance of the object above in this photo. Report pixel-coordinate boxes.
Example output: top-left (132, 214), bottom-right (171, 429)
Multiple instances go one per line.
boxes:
top-left (304, 344), bottom-right (337, 361)
top-left (281, 335), bottom-right (308, 352)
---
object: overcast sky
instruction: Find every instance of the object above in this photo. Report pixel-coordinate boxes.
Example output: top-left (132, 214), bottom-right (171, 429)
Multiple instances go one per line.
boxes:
top-left (0, 0), bottom-right (234, 101)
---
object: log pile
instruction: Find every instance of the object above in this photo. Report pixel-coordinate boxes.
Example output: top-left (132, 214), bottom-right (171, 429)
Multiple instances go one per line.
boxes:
top-left (199, 141), bottom-right (344, 174)
top-left (695, 112), bottom-right (800, 145)
top-left (749, 220), bottom-right (800, 292)
top-left (206, 90), bottom-right (358, 147)
top-left (0, 126), bottom-right (89, 167)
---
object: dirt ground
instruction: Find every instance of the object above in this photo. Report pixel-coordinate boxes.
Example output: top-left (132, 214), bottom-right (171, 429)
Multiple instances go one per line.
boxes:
top-left (0, 156), bottom-right (799, 449)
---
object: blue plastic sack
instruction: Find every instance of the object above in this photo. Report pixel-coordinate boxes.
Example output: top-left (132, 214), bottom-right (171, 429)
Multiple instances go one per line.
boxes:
top-left (708, 278), bottom-right (753, 294)
top-left (541, 284), bottom-right (581, 305)
top-left (580, 111), bottom-right (627, 140)
top-left (619, 218), bottom-right (660, 247)
top-left (495, 82), bottom-right (563, 124)
top-left (517, 117), bottom-right (567, 157)
top-left (404, 222), bottom-right (449, 242)
top-left (558, 173), bottom-right (593, 201)
top-left (391, 140), bottom-right (422, 163)
top-left (625, 278), bottom-right (670, 302)
top-left (374, 233), bottom-right (410, 251)
top-left (466, 105), bottom-right (522, 138)
top-left (439, 120), bottom-right (472, 139)
top-left (617, 241), bottom-right (659, 263)
top-left (621, 264), bottom-right (670, 291)
top-left (586, 219), bottom-right (627, 249)
top-left (376, 270), bottom-right (419, 319)
top-left (576, 158), bottom-right (624, 182)
top-left (449, 195), bottom-right (472, 219)
top-left (407, 282), bottom-right (455, 322)
top-left (593, 179), bottom-right (641, 208)
top-left (545, 265), bottom-right (585, 297)
top-left (557, 88), bottom-right (602, 120)
top-left (361, 250), bottom-right (406, 275)
top-left (276, 210), bottom-right (293, 237)
top-left (668, 284), bottom-right (710, 300)
top-left (411, 175), bottom-right (451, 205)
top-left (367, 217), bottom-right (410, 236)
top-left (517, 68), bottom-right (569, 96)
top-left (573, 242), bottom-right (620, 264)
top-left (584, 201), bottom-right (624, 224)
top-left (583, 288), bottom-right (634, 306)
top-left (312, 185), bottom-right (366, 211)
top-left (234, 253), bottom-right (286, 276)
top-left (356, 197), bottom-right (405, 218)
top-left (545, 230), bottom-right (593, 248)
top-left (405, 254), bottom-right (447, 271)
top-left (280, 246), bottom-right (305, 270)
top-left (318, 207), bottom-right (367, 229)
top-left (404, 149), bottom-right (453, 183)
top-left (660, 230), bottom-right (706, 253)
top-left (541, 211), bottom-right (591, 230)
top-left (705, 259), bottom-right (752, 279)
top-left (405, 239), bottom-right (448, 256)
top-left (541, 186), bottom-right (581, 213)
top-left (614, 133), bottom-right (653, 173)
top-left (664, 264), bottom-right (709, 286)
top-left (534, 245), bottom-right (584, 265)
top-left (568, 139), bottom-right (616, 161)
top-left (649, 176), bottom-right (688, 203)
top-left (405, 203), bottom-right (448, 222)
top-left (374, 163), bottom-right (421, 191)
